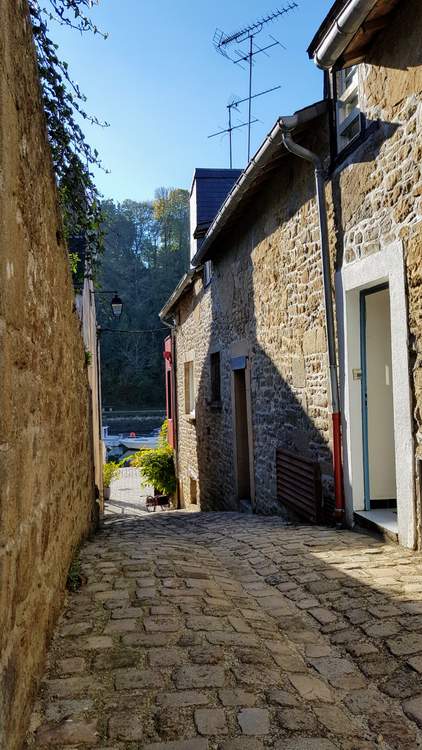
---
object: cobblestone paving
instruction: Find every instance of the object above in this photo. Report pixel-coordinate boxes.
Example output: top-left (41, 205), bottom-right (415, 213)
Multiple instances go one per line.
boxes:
top-left (26, 512), bottom-right (422, 749)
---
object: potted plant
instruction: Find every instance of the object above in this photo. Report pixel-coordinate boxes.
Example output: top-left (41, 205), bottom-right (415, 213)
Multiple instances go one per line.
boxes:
top-left (103, 461), bottom-right (120, 500)
top-left (131, 420), bottom-right (176, 503)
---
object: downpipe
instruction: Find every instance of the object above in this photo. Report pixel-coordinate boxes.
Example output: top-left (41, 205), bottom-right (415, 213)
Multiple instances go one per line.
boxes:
top-left (281, 129), bottom-right (345, 524)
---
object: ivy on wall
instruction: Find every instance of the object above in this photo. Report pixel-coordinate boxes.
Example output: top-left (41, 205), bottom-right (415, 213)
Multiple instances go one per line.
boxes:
top-left (28, 0), bottom-right (107, 279)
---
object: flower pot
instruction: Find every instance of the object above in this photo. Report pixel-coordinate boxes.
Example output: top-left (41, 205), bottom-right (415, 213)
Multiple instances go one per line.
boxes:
top-left (104, 487), bottom-right (111, 500)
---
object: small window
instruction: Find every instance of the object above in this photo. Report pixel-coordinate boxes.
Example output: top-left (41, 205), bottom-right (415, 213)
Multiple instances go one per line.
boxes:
top-left (204, 260), bottom-right (213, 287)
top-left (335, 65), bottom-right (361, 152)
top-left (184, 361), bottom-right (195, 414)
top-left (210, 351), bottom-right (221, 403)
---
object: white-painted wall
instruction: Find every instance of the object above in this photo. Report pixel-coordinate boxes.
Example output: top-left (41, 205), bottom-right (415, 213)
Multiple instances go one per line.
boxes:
top-left (365, 288), bottom-right (396, 500)
top-left (336, 241), bottom-right (415, 548)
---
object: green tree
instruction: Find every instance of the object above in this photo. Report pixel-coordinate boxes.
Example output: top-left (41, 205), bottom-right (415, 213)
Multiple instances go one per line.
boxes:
top-left (97, 190), bottom-right (189, 410)
top-left (154, 188), bottom-right (190, 272)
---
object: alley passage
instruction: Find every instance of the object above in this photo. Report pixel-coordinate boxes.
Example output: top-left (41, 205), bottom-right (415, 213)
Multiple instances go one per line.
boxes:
top-left (26, 513), bottom-right (422, 750)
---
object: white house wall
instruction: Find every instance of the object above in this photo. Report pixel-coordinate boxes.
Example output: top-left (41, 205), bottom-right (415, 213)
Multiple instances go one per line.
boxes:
top-left (336, 241), bottom-right (415, 548)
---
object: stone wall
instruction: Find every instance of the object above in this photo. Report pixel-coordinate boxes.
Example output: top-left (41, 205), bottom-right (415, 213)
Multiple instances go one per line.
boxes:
top-left (174, 124), bottom-right (334, 516)
top-left (0, 3), bottom-right (96, 748)
top-left (333, 0), bottom-right (422, 546)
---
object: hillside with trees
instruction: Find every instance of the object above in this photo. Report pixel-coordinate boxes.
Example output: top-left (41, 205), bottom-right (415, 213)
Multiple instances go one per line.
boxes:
top-left (97, 188), bottom-right (189, 410)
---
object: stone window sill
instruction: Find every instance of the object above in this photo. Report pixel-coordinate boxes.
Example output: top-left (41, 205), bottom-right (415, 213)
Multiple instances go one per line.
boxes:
top-left (331, 117), bottom-right (380, 172)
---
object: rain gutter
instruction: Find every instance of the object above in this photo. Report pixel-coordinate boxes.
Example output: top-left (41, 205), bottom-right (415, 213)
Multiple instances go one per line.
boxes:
top-left (309, 0), bottom-right (380, 69)
top-left (191, 101), bottom-right (328, 268)
top-left (159, 270), bottom-right (195, 321)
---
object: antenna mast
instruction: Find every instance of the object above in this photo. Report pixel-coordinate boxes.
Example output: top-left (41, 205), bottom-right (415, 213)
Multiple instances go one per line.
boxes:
top-left (213, 3), bottom-right (297, 162)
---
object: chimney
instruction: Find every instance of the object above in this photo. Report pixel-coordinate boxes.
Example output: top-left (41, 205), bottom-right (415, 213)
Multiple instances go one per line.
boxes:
top-left (189, 168), bottom-right (242, 264)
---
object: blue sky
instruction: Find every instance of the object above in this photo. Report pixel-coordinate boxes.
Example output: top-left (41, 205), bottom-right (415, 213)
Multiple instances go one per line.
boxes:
top-left (52, 0), bottom-right (333, 202)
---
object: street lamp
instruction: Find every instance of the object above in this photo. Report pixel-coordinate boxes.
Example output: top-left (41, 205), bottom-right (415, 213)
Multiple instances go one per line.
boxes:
top-left (91, 290), bottom-right (123, 319)
top-left (110, 294), bottom-right (123, 318)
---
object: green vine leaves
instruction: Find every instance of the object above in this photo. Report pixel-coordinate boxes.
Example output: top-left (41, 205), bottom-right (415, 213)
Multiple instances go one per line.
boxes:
top-left (29, 0), bottom-right (108, 282)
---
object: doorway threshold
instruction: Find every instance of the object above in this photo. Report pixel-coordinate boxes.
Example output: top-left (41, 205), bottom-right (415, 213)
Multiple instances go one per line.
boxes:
top-left (354, 509), bottom-right (398, 542)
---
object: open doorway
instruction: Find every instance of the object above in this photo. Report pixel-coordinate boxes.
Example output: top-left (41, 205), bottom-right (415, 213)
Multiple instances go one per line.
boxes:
top-left (233, 365), bottom-right (252, 505)
top-left (336, 242), bottom-right (415, 547)
top-left (360, 284), bottom-right (396, 525)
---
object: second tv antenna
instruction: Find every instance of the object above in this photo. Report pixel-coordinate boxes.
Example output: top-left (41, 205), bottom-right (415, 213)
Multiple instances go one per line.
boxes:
top-left (213, 4), bottom-right (298, 162)
top-left (209, 87), bottom-right (281, 169)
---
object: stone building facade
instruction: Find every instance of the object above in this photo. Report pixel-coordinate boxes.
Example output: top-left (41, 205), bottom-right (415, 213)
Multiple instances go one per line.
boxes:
top-left (161, 111), bottom-right (336, 517)
top-left (0, 2), bottom-right (97, 748)
top-left (162, 0), bottom-right (422, 550)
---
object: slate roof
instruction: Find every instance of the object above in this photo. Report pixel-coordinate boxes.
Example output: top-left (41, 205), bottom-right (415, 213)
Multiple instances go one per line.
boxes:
top-left (191, 168), bottom-right (242, 230)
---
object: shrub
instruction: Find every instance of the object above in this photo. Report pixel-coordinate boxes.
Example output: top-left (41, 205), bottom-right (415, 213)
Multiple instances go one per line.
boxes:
top-left (131, 420), bottom-right (176, 496)
top-left (131, 446), bottom-right (176, 496)
top-left (103, 461), bottom-right (120, 488)
top-left (158, 418), bottom-right (169, 448)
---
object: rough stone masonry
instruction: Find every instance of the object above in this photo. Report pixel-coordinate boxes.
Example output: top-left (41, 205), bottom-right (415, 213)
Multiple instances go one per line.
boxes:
top-left (0, 2), bottom-right (97, 748)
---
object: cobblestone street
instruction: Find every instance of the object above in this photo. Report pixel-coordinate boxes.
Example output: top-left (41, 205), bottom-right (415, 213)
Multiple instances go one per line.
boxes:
top-left (26, 511), bottom-right (422, 749)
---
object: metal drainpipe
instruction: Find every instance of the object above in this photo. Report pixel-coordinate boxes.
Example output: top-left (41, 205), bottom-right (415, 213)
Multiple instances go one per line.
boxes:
top-left (281, 129), bottom-right (345, 524)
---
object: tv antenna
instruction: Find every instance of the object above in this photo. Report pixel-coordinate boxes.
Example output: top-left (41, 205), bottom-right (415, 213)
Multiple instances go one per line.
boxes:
top-left (208, 86), bottom-right (281, 168)
top-left (213, 4), bottom-right (298, 161)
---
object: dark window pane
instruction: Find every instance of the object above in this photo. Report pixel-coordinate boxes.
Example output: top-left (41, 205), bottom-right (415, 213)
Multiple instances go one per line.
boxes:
top-left (211, 351), bottom-right (221, 402)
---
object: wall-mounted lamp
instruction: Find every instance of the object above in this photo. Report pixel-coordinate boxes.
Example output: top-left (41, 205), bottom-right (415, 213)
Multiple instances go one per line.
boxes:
top-left (110, 294), bottom-right (123, 318)
top-left (91, 290), bottom-right (123, 319)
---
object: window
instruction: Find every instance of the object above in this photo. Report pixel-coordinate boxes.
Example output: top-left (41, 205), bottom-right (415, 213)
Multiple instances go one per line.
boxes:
top-left (184, 361), bottom-right (195, 414)
top-left (210, 351), bottom-right (221, 403)
top-left (204, 260), bottom-right (213, 287)
top-left (335, 65), bottom-right (361, 152)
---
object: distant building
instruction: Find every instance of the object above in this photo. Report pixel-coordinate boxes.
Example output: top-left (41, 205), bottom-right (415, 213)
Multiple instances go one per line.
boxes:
top-left (161, 0), bottom-right (422, 549)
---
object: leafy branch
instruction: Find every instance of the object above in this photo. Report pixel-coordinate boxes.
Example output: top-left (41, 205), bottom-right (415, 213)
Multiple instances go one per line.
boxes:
top-left (28, 0), bottom-right (108, 281)
top-left (40, 0), bottom-right (108, 37)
